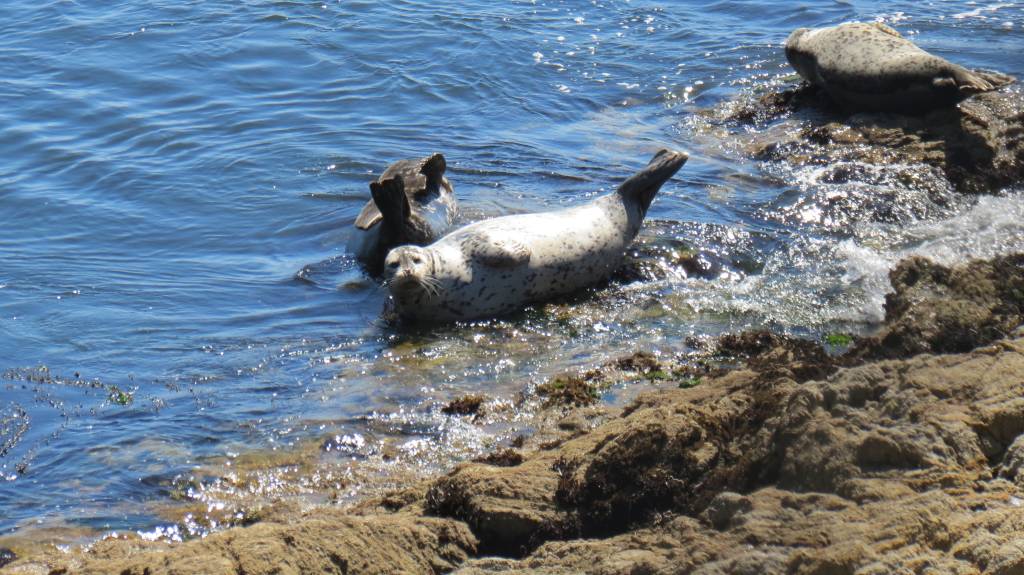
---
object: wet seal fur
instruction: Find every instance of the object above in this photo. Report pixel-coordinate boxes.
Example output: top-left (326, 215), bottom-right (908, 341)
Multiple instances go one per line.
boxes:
top-left (351, 153), bottom-right (457, 273)
top-left (382, 149), bottom-right (688, 322)
top-left (785, 22), bottom-right (1014, 114)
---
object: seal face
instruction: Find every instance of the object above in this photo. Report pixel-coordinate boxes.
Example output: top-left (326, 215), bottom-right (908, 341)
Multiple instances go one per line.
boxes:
top-left (351, 153), bottom-right (457, 274)
top-left (382, 149), bottom-right (688, 323)
top-left (785, 22), bottom-right (1012, 113)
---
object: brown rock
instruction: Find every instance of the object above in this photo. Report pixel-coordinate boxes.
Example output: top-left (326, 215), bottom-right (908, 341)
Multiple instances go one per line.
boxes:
top-left (474, 449), bottom-right (524, 468)
top-left (846, 254), bottom-right (1024, 361)
top-left (6, 513), bottom-right (475, 575)
top-left (734, 86), bottom-right (1024, 195)
top-left (443, 394), bottom-right (487, 417)
top-left (717, 330), bottom-right (836, 382)
top-left (425, 457), bottom-right (569, 555)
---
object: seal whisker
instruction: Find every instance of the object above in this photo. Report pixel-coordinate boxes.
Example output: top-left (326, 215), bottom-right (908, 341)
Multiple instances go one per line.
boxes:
top-left (419, 275), bottom-right (442, 298)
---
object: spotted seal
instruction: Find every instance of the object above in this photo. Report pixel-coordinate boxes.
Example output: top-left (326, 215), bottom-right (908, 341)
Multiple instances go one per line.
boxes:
top-left (351, 153), bottom-right (457, 273)
top-left (382, 149), bottom-right (688, 322)
top-left (785, 22), bottom-right (1012, 113)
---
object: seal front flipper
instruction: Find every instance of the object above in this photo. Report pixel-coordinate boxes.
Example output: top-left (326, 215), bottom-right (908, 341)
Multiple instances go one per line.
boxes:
top-left (464, 234), bottom-right (531, 268)
top-left (369, 175), bottom-right (410, 230)
top-left (870, 22), bottom-right (902, 38)
top-left (939, 66), bottom-right (996, 94)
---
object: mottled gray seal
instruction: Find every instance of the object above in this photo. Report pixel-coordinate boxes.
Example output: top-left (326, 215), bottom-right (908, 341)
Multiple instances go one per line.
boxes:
top-left (382, 149), bottom-right (688, 322)
top-left (785, 22), bottom-right (1012, 113)
top-left (351, 153), bottom-right (457, 273)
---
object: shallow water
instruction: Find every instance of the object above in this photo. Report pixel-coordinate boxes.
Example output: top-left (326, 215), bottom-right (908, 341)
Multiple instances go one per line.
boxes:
top-left (1, 0), bottom-right (1022, 539)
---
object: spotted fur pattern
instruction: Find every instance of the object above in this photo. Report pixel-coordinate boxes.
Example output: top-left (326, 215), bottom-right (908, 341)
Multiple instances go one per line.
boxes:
top-left (785, 22), bottom-right (1000, 113)
top-left (384, 150), bottom-right (687, 322)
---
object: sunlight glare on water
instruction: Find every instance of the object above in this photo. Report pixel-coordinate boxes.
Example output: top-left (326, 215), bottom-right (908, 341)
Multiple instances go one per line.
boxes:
top-left (0, 0), bottom-right (1022, 539)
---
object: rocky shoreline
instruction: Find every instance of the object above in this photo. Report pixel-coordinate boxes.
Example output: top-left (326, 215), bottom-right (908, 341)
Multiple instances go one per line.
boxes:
top-left (722, 79), bottom-right (1023, 197)
top-left (4, 82), bottom-right (1024, 574)
top-left (2, 252), bottom-right (1021, 574)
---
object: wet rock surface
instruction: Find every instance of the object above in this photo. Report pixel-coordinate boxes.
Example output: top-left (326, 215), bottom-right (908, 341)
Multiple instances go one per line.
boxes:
top-left (3, 514), bottom-right (475, 575)
top-left (4, 254), bottom-right (1024, 574)
top-left (727, 83), bottom-right (1023, 195)
top-left (845, 253), bottom-right (1024, 361)
top-left (443, 394), bottom-right (487, 418)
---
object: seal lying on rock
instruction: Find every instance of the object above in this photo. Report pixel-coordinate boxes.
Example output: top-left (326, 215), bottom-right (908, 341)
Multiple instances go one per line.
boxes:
top-left (382, 149), bottom-right (688, 322)
top-left (351, 153), bottom-right (457, 273)
top-left (785, 22), bottom-right (1013, 114)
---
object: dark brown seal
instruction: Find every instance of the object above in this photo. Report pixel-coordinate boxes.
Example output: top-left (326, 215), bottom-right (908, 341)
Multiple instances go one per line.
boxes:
top-left (352, 153), bottom-right (457, 273)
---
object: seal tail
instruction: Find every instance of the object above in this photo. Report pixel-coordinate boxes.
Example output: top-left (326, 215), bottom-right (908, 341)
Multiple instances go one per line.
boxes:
top-left (616, 149), bottom-right (689, 216)
top-left (369, 175), bottom-right (410, 230)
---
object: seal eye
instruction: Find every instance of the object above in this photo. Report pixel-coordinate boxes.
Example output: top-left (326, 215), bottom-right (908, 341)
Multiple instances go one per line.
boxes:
top-left (412, 256), bottom-right (423, 264)
top-left (387, 261), bottom-right (400, 268)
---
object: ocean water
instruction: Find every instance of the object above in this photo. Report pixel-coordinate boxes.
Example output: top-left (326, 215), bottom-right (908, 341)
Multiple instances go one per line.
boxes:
top-left (0, 0), bottom-right (1022, 540)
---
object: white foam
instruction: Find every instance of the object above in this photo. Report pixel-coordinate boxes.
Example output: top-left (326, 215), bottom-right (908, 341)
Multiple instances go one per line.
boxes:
top-left (676, 192), bottom-right (1024, 329)
top-left (954, 2), bottom-right (1015, 19)
top-left (840, 192), bottom-right (1024, 321)
top-left (136, 524), bottom-right (183, 543)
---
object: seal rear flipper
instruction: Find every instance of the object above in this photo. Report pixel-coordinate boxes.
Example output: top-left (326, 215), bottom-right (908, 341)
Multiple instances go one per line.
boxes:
top-left (370, 175), bottom-right (410, 229)
top-left (616, 149), bottom-right (688, 216)
top-left (465, 234), bottom-right (531, 268)
top-left (354, 200), bottom-right (382, 230)
top-left (419, 153), bottom-right (447, 180)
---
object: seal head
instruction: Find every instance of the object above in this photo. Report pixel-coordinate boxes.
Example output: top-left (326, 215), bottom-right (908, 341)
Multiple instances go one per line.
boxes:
top-left (383, 245), bottom-right (440, 299)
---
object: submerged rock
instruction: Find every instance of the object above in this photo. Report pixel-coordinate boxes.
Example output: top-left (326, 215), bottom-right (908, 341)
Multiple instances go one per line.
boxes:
top-left (535, 374), bottom-right (599, 408)
top-left (0, 550), bottom-right (14, 570)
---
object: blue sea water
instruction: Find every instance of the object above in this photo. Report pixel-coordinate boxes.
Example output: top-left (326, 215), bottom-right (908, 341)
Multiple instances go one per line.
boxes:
top-left (0, 0), bottom-right (1022, 539)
